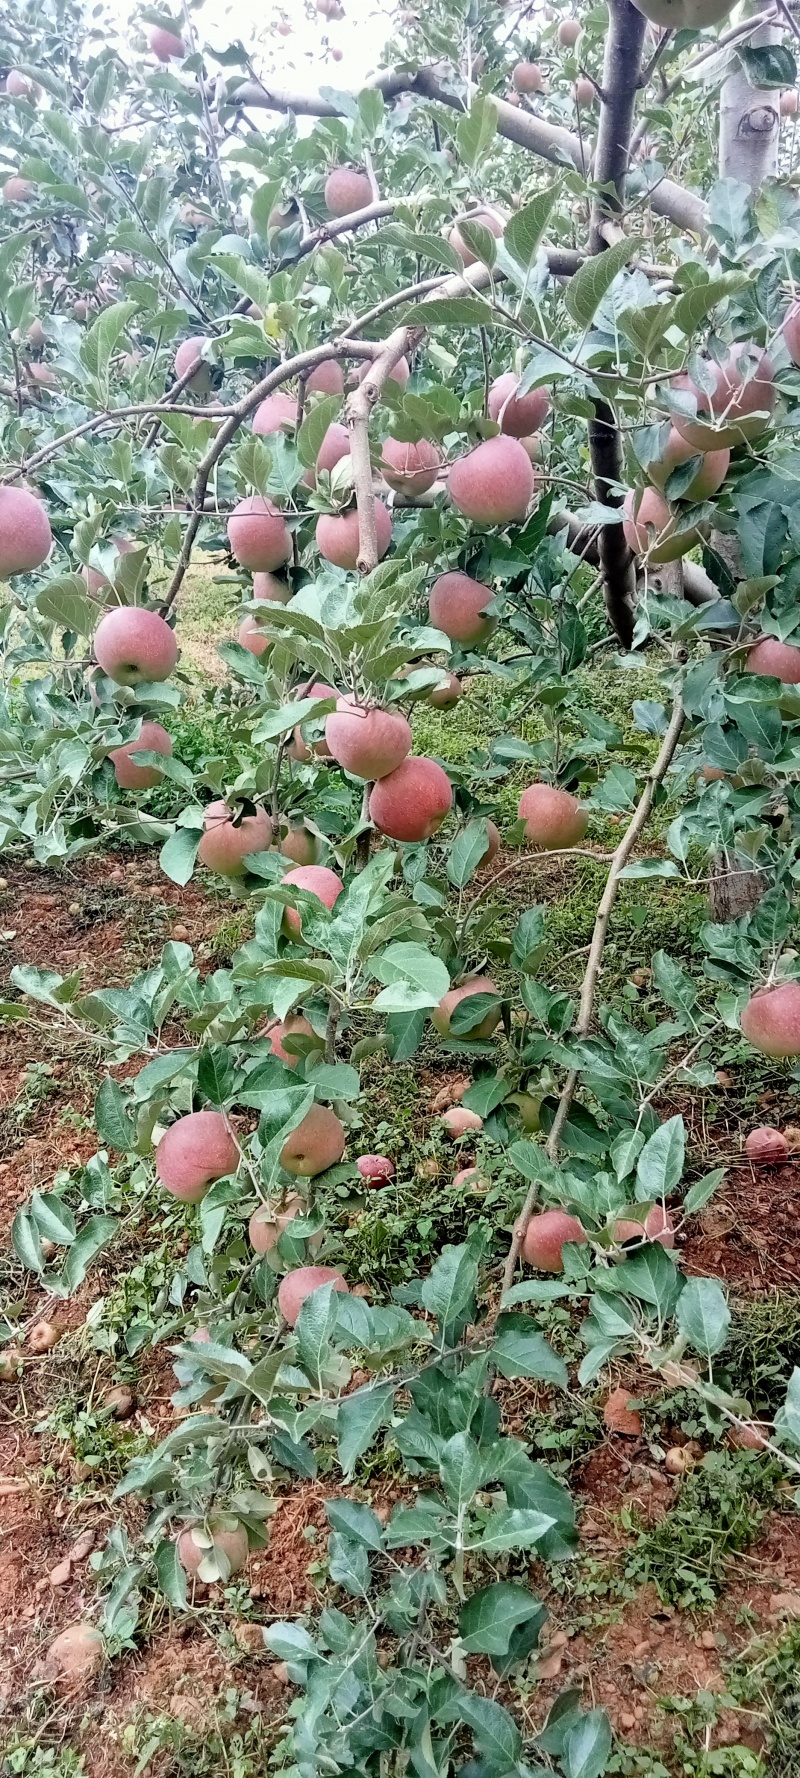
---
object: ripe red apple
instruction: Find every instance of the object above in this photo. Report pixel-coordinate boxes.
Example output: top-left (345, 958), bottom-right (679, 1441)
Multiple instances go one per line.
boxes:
top-left (28, 361), bottom-right (58, 390)
top-left (741, 982), bottom-right (800, 1056)
top-left (253, 391), bottom-right (297, 436)
top-left (94, 607), bottom-right (178, 685)
top-left (325, 698), bottom-right (412, 779)
top-left (358, 357), bottom-right (410, 389)
top-left (0, 484), bottom-right (52, 575)
top-left (304, 421), bottom-right (351, 491)
top-left (156, 1110), bottom-right (239, 1203)
top-left (253, 571), bottom-right (291, 602)
top-left (277, 822), bottom-right (319, 864)
top-left (249, 1192), bottom-right (309, 1253)
top-left (522, 1208), bottom-right (586, 1270)
top-left (357, 1154), bottom-right (395, 1182)
top-left (480, 820), bottom-right (501, 862)
top-left (448, 208), bottom-right (505, 268)
top-left (306, 358), bottom-right (344, 395)
top-left (316, 501), bottom-right (391, 569)
top-left (432, 974), bottom-right (501, 1039)
top-left (147, 23), bottom-right (185, 59)
top-left (177, 1523), bottom-right (248, 1575)
top-left (440, 1106), bottom-right (483, 1136)
top-left (518, 783), bottom-right (587, 848)
top-left (672, 346), bottom-right (775, 450)
top-left (645, 428), bottom-right (729, 499)
top-left (280, 1104), bottom-right (346, 1176)
top-left (288, 680), bottom-right (337, 761)
top-left (380, 436), bottom-right (441, 495)
top-left (745, 1126), bottom-right (789, 1165)
top-left (265, 1014), bottom-right (316, 1067)
top-left (614, 1205), bottom-right (675, 1248)
top-left (488, 372), bottom-right (549, 439)
top-left (781, 89), bottom-right (799, 116)
top-left (238, 614), bottom-right (273, 656)
top-left (558, 18), bottom-right (581, 45)
top-left (3, 176), bottom-right (36, 201)
top-left (429, 570), bottom-right (495, 645)
top-left (512, 60), bottom-right (543, 93)
top-left (747, 636), bottom-right (800, 683)
top-left (6, 71), bottom-right (39, 99)
top-left (325, 167), bottom-right (373, 215)
top-left (574, 77), bottom-right (595, 104)
top-left (198, 800), bottom-right (273, 875)
top-left (174, 336), bottom-right (213, 393)
top-left (281, 864), bottom-right (343, 935)
top-left (109, 720), bottom-right (173, 790)
top-left (622, 486), bottom-right (702, 564)
top-left (369, 756), bottom-right (453, 841)
top-left (430, 671), bottom-right (463, 708)
top-left (228, 496), bottom-right (292, 572)
top-left (454, 1166), bottom-right (487, 1190)
top-left (278, 1264), bottom-right (348, 1325)
top-left (449, 436), bottom-right (534, 526)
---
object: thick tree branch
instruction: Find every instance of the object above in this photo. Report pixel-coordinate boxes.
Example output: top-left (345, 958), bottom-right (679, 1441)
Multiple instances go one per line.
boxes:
top-left (230, 66), bottom-right (708, 237)
top-left (501, 691), bottom-right (686, 1294)
top-left (345, 327), bottom-right (421, 574)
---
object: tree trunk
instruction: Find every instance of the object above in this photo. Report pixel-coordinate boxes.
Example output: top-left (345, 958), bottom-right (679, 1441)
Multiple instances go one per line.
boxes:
top-left (586, 0), bottom-right (647, 650)
top-left (719, 22), bottom-right (781, 186)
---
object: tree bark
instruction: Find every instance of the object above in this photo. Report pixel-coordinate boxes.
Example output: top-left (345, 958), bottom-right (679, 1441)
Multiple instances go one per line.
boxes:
top-left (586, 0), bottom-right (648, 650)
top-left (719, 21), bottom-right (781, 185)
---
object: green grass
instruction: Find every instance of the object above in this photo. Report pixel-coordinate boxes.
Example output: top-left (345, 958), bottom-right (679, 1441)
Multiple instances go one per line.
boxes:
top-left (621, 1451), bottom-right (786, 1613)
top-left (723, 1293), bottom-right (800, 1419)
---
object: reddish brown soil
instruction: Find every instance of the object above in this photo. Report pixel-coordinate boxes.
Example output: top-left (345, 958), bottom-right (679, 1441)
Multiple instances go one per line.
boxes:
top-left (682, 1157), bottom-right (800, 1289)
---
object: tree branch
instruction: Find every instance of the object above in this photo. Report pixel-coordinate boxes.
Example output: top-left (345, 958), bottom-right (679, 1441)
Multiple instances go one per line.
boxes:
top-left (345, 326), bottom-right (421, 575)
top-left (501, 691), bottom-right (685, 1294)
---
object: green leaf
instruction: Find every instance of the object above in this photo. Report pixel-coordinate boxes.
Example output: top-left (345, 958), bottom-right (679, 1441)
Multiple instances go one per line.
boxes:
top-left (565, 237), bottom-right (641, 329)
top-left (328, 1531), bottom-right (370, 1596)
top-left (459, 1582), bottom-right (544, 1658)
top-left (562, 1708), bottom-right (613, 1778)
top-left (738, 43), bottom-right (796, 88)
top-left (492, 1314), bottom-right (568, 1387)
top-left (11, 1205), bottom-right (44, 1273)
top-left (82, 300), bottom-right (139, 385)
top-left (466, 1506), bottom-right (555, 1553)
top-left (676, 1276), bottom-right (731, 1358)
top-left (35, 577), bottom-right (95, 635)
top-left (296, 395), bottom-right (342, 470)
top-left (776, 1367), bottom-right (800, 1447)
top-left (30, 1192), bottom-right (76, 1247)
top-left (264, 1621), bottom-right (316, 1661)
top-left (446, 820), bottom-right (492, 889)
top-left (399, 296), bottom-right (494, 330)
top-left (55, 1215), bottom-right (117, 1295)
top-left (372, 943), bottom-right (450, 1012)
top-left (211, 253), bottom-right (274, 316)
top-left (421, 1238), bottom-right (480, 1331)
top-left (635, 1114), bottom-right (685, 1197)
top-left (337, 1383), bottom-right (394, 1475)
top-left (671, 274), bottom-right (748, 338)
top-left (309, 1061), bottom-right (360, 1101)
top-left (95, 1078), bottom-right (136, 1152)
top-left (159, 824), bottom-right (201, 886)
top-left (154, 1537), bottom-right (188, 1610)
top-left (504, 185), bottom-right (560, 272)
top-left (197, 1045), bottom-right (235, 1107)
top-left (325, 1499), bottom-right (384, 1549)
top-left (439, 1430), bottom-right (483, 1511)
top-left (455, 1693), bottom-right (521, 1768)
top-left (456, 94), bottom-right (499, 170)
top-left (295, 1281), bottom-right (341, 1391)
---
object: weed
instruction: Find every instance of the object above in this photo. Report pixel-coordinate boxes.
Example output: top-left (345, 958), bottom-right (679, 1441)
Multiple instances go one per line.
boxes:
top-left (120, 1690), bottom-right (283, 1776)
top-left (622, 1452), bottom-right (785, 1612)
top-left (0, 1741), bottom-right (87, 1776)
top-left (722, 1294), bottom-right (800, 1419)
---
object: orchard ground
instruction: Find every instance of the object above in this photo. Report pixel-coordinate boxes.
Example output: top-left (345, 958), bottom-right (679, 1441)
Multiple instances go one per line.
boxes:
top-left (3, 635), bottom-right (800, 1777)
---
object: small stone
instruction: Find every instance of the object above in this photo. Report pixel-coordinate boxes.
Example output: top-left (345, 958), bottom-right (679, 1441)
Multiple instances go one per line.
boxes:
top-left (699, 1630), bottom-right (716, 1649)
top-left (0, 878), bottom-right (8, 891)
top-left (68, 1529), bottom-right (96, 1563)
top-left (72, 1460), bottom-right (93, 1482)
top-left (769, 1591), bottom-right (800, 1618)
top-left (537, 1652), bottom-right (563, 1680)
top-left (431, 1078), bottom-right (470, 1112)
top-left (68, 902), bottom-right (81, 917)
top-left (49, 1558), bottom-right (72, 1587)
top-left (619, 1713), bottom-right (636, 1732)
top-left (581, 1517), bottom-right (601, 1539)
top-left (172, 924), bottom-right (190, 941)
top-left (270, 1661), bottom-right (290, 1686)
top-left (632, 1640), bottom-right (650, 1658)
top-left (233, 1622), bottom-right (264, 1653)
top-left (548, 1630), bottom-right (568, 1650)
top-left (715, 1069), bottom-right (734, 1089)
top-left (630, 967), bottom-right (650, 987)
top-left (374, 1504), bottom-right (390, 1524)
top-left (603, 1386), bottom-right (642, 1437)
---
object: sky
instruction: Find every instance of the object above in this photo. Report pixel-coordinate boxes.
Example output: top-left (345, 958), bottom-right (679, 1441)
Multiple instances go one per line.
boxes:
top-left (190, 0), bottom-right (396, 92)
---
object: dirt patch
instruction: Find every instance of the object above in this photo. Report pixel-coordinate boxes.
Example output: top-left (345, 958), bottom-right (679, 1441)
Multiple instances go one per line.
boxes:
top-left (682, 1158), bottom-right (800, 1289)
